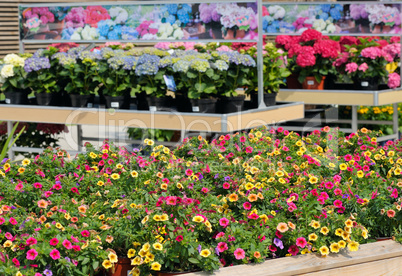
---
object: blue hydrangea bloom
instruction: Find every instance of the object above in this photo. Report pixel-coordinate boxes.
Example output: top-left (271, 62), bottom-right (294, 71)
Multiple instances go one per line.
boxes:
top-left (181, 4), bottom-right (192, 13)
top-left (61, 27), bottom-right (75, 40)
top-left (320, 4), bottom-right (331, 13)
top-left (166, 4), bottom-right (178, 15)
top-left (121, 26), bottom-right (139, 40)
top-left (97, 20), bottom-right (112, 37)
top-left (166, 15), bottom-right (176, 25)
top-left (319, 12), bottom-right (329, 21)
top-left (330, 9), bottom-right (342, 20)
top-left (177, 9), bottom-right (190, 25)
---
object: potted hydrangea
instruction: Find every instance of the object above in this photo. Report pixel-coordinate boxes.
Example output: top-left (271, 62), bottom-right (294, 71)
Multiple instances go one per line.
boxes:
top-left (0, 54), bottom-right (29, 104)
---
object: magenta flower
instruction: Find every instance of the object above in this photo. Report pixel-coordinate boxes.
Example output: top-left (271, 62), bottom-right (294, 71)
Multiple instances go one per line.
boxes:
top-left (26, 248), bottom-right (38, 260)
top-left (215, 232), bottom-right (225, 239)
top-left (345, 62), bottom-right (358, 73)
top-left (296, 237), bottom-right (307, 248)
top-left (49, 249), bottom-right (61, 260)
top-left (62, 239), bottom-right (73, 249)
top-left (26, 237), bottom-right (37, 246)
top-left (9, 217), bottom-right (17, 225)
top-left (12, 258), bottom-right (20, 267)
top-left (288, 245), bottom-right (299, 256)
top-left (333, 199), bottom-right (343, 207)
top-left (217, 242), bottom-right (228, 253)
top-left (81, 230), bottom-right (90, 237)
top-left (219, 217), bottom-right (230, 228)
top-left (234, 248), bottom-right (245, 260)
top-left (358, 63), bottom-right (368, 72)
top-left (222, 182), bottom-right (230, 189)
top-left (388, 72), bottom-right (401, 89)
top-left (33, 182), bottom-right (42, 189)
top-left (175, 235), bottom-right (183, 242)
top-left (243, 202), bottom-right (252, 210)
top-left (49, 238), bottom-right (59, 246)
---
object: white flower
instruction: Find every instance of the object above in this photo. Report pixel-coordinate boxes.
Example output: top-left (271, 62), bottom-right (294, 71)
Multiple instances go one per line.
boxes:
top-left (70, 32), bottom-right (82, 40)
top-left (1, 64), bottom-right (15, 79)
top-left (81, 25), bottom-right (98, 40)
top-left (109, 7), bottom-right (128, 24)
top-left (4, 54), bottom-right (25, 67)
top-left (142, 33), bottom-right (157, 40)
top-left (173, 29), bottom-right (184, 39)
top-left (326, 23), bottom-right (336, 33)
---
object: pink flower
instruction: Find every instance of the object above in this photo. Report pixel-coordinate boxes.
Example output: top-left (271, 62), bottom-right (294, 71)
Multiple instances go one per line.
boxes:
top-left (390, 188), bottom-right (398, 198)
top-left (234, 248), bottom-right (245, 260)
top-left (71, 236), bottom-right (80, 243)
top-left (334, 188), bottom-right (343, 195)
top-left (166, 196), bottom-right (177, 205)
top-left (49, 238), bottom-right (59, 246)
top-left (201, 187), bottom-right (209, 194)
top-left (9, 217), bottom-right (17, 225)
top-left (217, 242), bottom-right (228, 252)
top-left (185, 169), bottom-right (193, 176)
top-left (222, 182), bottom-right (230, 189)
top-left (345, 62), bottom-right (358, 73)
top-left (62, 239), bottom-right (73, 249)
top-left (288, 245), bottom-right (299, 256)
top-left (175, 235), bottom-right (183, 242)
top-left (15, 183), bottom-right (23, 191)
top-left (219, 218), bottom-right (230, 228)
top-left (245, 146), bottom-right (253, 153)
top-left (52, 183), bottom-right (62, 190)
top-left (243, 202), bottom-right (252, 210)
top-left (333, 199), bottom-right (343, 207)
top-left (12, 258), bottom-right (20, 267)
top-left (26, 248), bottom-right (38, 260)
top-left (296, 237), bottom-right (307, 248)
top-left (49, 249), bottom-right (61, 260)
top-left (33, 182), bottom-right (42, 189)
top-left (361, 47), bottom-right (383, 59)
top-left (248, 213), bottom-right (259, 220)
top-left (26, 237), bottom-right (37, 246)
top-left (388, 72), bottom-right (401, 89)
top-left (81, 230), bottom-right (90, 237)
top-left (387, 209), bottom-right (396, 218)
top-left (215, 232), bottom-right (225, 239)
top-left (358, 63), bottom-right (369, 72)
top-left (72, 245), bottom-right (81, 251)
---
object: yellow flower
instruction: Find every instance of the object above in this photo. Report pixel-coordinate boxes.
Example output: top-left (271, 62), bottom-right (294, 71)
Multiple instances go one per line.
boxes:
top-left (141, 215), bottom-right (149, 224)
top-left (130, 267), bottom-right (140, 276)
top-left (3, 240), bottom-right (12, 247)
top-left (97, 181), bottom-right (104, 186)
top-left (108, 252), bottom-right (118, 263)
top-left (319, 246), bottom-right (329, 256)
top-left (348, 241), bottom-right (359, 252)
top-left (345, 219), bottom-right (353, 227)
top-left (308, 233), bottom-right (318, 241)
top-left (335, 228), bottom-right (343, 236)
top-left (55, 223), bottom-right (63, 229)
top-left (339, 163), bottom-right (347, 170)
top-left (275, 171), bottom-right (284, 177)
top-left (130, 171), bottom-right (138, 177)
top-left (338, 240), bottom-right (346, 248)
top-left (159, 214), bottom-right (168, 221)
top-left (138, 249), bottom-right (147, 257)
top-left (200, 249), bottom-right (211, 257)
top-left (205, 220), bottom-right (212, 228)
top-left (21, 158), bottom-right (30, 166)
top-left (153, 242), bottom-right (163, 251)
top-left (127, 249), bottom-right (136, 258)
top-left (146, 252), bottom-right (155, 262)
top-left (320, 227), bottom-right (329, 235)
top-left (16, 272), bottom-right (23, 276)
top-left (102, 259), bottom-right (112, 269)
top-left (150, 262), bottom-right (161, 271)
top-left (309, 176), bottom-right (318, 184)
top-left (18, 167), bottom-right (25, 174)
top-left (341, 231), bottom-right (350, 241)
top-left (98, 214), bottom-right (105, 220)
top-left (111, 173), bottom-right (120, 180)
top-left (89, 152), bottom-right (97, 158)
top-left (245, 183), bottom-right (254, 190)
top-left (362, 230), bottom-right (368, 239)
top-left (310, 220), bottom-right (320, 229)
top-left (153, 215), bottom-right (161, 221)
top-left (192, 215), bottom-right (204, 223)
top-left (131, 256), bottom-right (143, 265)
top-left (357, 171), bottom-right (364, 178)
top-left (330, 243), bottom-right (340, 253)
top-left (141, 242), bottom-right (150, 252)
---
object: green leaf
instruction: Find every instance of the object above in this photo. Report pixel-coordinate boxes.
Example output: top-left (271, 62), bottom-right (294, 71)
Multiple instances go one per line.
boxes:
top-left (106, 78), bottom-right (114, 85)
top-left (9, 78), bottom-right (18, 88)
top-left (187, 71), bottom-right (197, 79)
top-left (92, 261), bottom-right (99, 271)
top-left (188, 258), bottom-right (200, 264)
top-left (82, 257), bottom-right (90, 265)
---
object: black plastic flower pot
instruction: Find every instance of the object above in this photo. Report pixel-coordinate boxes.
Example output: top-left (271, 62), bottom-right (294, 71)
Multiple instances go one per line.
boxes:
top-left (197, 98), bottom-right (217, 113)
top-left (104, 95), bottom-right (130, 109)
top-left (146, 96), bottom-right (173, 111)
top-left (69, 94), bottom-right (95, 108)
top-left (4, 91), bottom-right (29, 105)
top-left (176, 93), bottom-right (193, 112)
top-left (352, 77), bottom-right (379, 90)
top-left (251, 93), bottom-right (277, 108)
top-left (36, 92), bottom-right (62, 106)
top-left (216, 95), bottom-right (245, 114)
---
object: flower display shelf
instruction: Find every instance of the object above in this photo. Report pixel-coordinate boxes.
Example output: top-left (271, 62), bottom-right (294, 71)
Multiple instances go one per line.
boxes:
top-left (0, 102), bottom-right (304, 160)
top-left (185, 240), bottom-right (402, 276)
top-left (276, 88), bottom-right (401, 142)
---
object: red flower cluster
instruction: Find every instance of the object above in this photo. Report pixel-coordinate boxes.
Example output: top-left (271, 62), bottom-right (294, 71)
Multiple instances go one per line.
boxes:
top-left (299, 29), bottom-right (322, 43)
top-left (47, 43), bottom-right (79, 53)
top-left (313, 39), bottom-right (340, 59)
top-left (84, 6), bottom-right (110, 28)
top-left (296, 46), bottom-right (316, 68)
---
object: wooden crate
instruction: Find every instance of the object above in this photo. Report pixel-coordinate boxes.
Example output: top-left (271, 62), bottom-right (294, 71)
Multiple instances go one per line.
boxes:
top-left (185, 240), bottom-right (402, 276)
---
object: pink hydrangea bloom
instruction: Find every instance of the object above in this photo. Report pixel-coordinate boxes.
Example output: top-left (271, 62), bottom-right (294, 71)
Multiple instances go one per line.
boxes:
top-left (358, 63), bottom-right (369, 72)
top-left (388, 72), bottom-right (401, 89)
top-left (345, 62), bottom-right (358, 73)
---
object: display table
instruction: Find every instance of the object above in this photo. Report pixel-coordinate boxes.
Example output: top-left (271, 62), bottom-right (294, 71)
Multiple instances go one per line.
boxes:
top-left (1, 102), bottom-right (304, 159)
top-left (277, 88), bottom-right (401, 141)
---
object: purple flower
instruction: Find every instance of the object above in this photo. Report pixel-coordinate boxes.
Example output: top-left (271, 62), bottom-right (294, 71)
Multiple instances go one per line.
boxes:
top-left (273, 238), bottom-right (284, 249)
top-left (197, 244), bottom-right (202, 253)
top-left (215, 247), bottom-right (220, 256)
top-left (1, 158), bottom-right (8, 164)
top-left (24, 56), bottom-right (51, 73)
top-left (214, 173), bottom-right (219, 179)
top-left (43, 269), bottom-right (53, 276)
top-left (224, 176), bottom-right (230, 181)
top-left (65, 256), bottom-right (71, 262)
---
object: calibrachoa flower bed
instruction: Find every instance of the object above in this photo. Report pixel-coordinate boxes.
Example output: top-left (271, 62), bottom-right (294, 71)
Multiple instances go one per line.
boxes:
top-left (0, 127), bottom-right (401, 275)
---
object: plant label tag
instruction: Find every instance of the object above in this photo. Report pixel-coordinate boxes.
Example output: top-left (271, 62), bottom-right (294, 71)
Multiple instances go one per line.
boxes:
top-left (307, 81), bottom-right (314, 85)
top-left (87, 103), bottom-right (93, 108)
top-left (111, 102), bottom-right (119, 108)
top-left (361, 81), bottom-right (369, 87)
top-left (149, 106), bottom-right (157, 112)
top-left (192, 106), bottom-right (199, 112)
top-left (5, 99), bottom-right (10, 104)
top-left (164, 75), bottom-right (177, 92)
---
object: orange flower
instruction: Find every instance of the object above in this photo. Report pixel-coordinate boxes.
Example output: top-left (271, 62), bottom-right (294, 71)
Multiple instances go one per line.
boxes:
top-left (228, 194), bottom-right (238, 202)
top-left (360, 128), bottom-right (368, 134)
top-left (253, 251), bottom-right (261, 258)
top-left (257, 192), bottom-right (264, 200)
top-left (39, 215), bottom-right (46, 223)
top-left (288, 221), bottom-right (296, 230)
top-left (78, 206), bottom-right (87, 213)
top-left (37, 200), bottom-right (48, 209)
top-left (277, 222), bottom-right (289, 233)
top-left (248, 194), bottom-right (258, 202)
top-left (50, 206), bottom-right (58, 212)
top-left (46, 211), bottom-right (53, 218)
